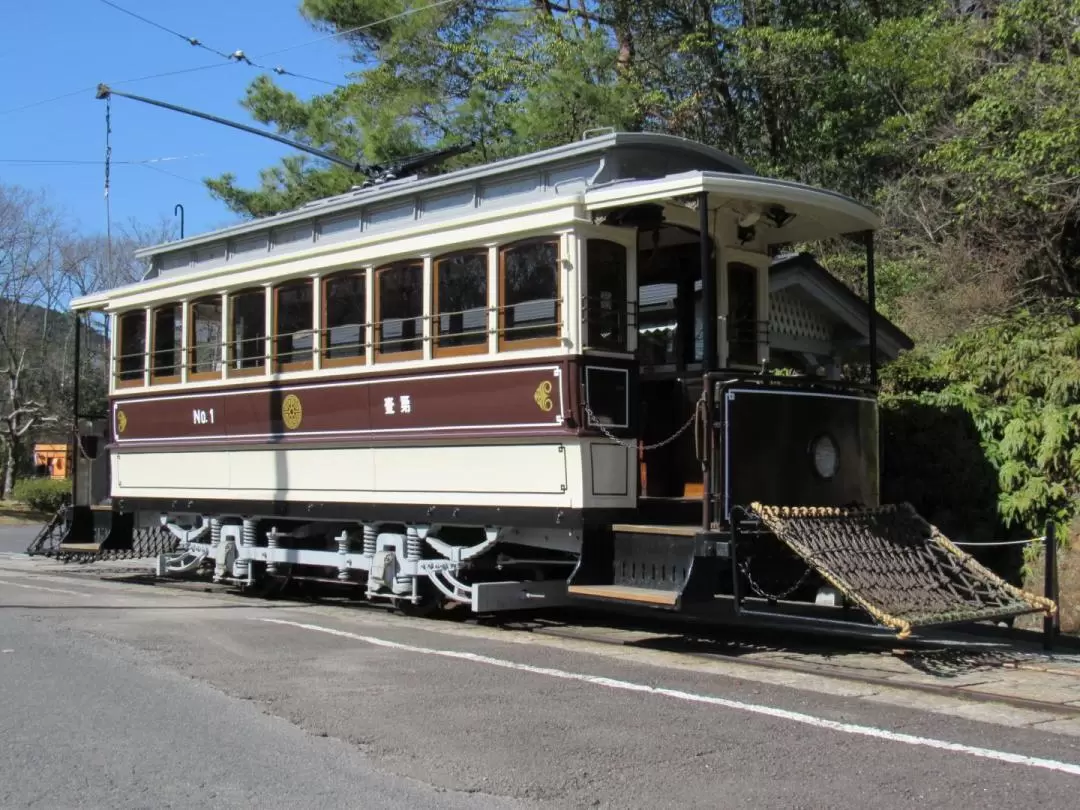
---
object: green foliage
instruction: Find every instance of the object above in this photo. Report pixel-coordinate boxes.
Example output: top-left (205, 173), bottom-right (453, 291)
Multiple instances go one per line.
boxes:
top-left (881, 306), bottom-right (1080, 540)
top-left (12, 477), bottom-right (70, 514)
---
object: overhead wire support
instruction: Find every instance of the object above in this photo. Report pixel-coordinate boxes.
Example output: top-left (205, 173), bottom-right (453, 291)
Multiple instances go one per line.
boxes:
top-left (95, 84), bottom-right (360, 171)
top-left (104, 93), bottom-right (113, 272)
top-left (94, 84), bottom-right (475, 182)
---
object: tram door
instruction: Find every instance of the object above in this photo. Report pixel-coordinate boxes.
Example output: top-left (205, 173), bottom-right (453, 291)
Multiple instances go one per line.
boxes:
top-left (635, 235), bottom-right (707, 501)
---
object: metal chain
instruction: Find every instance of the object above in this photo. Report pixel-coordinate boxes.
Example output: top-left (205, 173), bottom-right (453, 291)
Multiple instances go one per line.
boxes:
top-left (738, 558), bottom-right (813, 601)
top-left (582, 392), bottom-right (706, 451)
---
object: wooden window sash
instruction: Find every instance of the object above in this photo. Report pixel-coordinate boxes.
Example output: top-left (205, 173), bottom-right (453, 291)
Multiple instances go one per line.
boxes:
top-left (498, 238), bottom-right (562, 352)
top-left (114, 311), bottom-right (147, 388)
top-left (272, 279), bottom-right (315, 373)
top-left (374, 262), bottom-right (423, 363)
top-left (188, 297), bottom-right (224, 382)
top-left (320, 269), bottom-right (368, 368)
top-left (227, 288), bottom-right (268, 377)
top-left (433, 250), bottom-right (489, 359)
top-left (150, 304), bottom-right (183, 384)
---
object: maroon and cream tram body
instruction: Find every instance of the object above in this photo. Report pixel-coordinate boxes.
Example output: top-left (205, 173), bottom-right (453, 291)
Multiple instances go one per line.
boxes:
top-left (65, 132), bottom-right (1051, 635)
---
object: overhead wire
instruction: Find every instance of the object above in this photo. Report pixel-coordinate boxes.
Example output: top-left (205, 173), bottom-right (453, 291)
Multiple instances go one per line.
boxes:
top-left (96, 0), bottom-right (233, 60)
top-left (0, 154), bottom-right (204, 166)
top-left (0, 63), bottom-right (233, 116)
top-left (2, 0), bottom-right (462, 117)
top-left (258, 0), bottom-right (461, 57)
top-left (95, 0), bottom-right (345, 88)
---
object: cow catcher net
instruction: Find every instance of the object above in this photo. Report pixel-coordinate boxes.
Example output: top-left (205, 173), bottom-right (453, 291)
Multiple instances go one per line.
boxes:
top-left (750, 502), bottom-right (1056, 638)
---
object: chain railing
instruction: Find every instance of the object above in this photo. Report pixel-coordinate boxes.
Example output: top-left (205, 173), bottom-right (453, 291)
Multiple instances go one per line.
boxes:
top-left (582, 390), bottom-right (706, 452)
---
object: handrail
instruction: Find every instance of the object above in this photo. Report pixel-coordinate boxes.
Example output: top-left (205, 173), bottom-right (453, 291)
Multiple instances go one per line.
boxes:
top-left (704, 369), bottom-right (879, 395)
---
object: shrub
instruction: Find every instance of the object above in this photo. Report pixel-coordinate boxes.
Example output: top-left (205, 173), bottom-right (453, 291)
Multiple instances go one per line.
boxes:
top-left (881, 306), bottom-right (1080, 548)
top-left (13, 477), bottom-right (71, 514)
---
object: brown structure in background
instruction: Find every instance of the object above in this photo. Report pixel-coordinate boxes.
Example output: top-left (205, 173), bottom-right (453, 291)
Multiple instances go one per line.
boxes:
top-left (33, 443), bottom-right (71, 479)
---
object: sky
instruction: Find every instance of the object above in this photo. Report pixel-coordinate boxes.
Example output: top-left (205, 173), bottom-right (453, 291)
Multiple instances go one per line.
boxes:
top-left (1, 0), bottom-right (360, 242)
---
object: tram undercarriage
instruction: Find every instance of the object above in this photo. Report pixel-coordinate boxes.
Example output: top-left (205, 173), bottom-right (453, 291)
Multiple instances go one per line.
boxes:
top-left (154, 516), bottom-right (578, 613)
top-left (40, 485), bottom-right (1055, 641)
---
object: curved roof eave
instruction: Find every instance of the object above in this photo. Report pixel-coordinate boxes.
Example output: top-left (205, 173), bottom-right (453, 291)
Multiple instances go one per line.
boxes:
top-left (585, 171), bottom-right (882, 240)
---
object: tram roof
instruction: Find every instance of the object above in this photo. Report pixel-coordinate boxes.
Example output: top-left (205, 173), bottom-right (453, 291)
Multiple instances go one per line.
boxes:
top-left (71, 132), bottom-right (880, 311)
top-left (133, 131), bottom-right (756, 265)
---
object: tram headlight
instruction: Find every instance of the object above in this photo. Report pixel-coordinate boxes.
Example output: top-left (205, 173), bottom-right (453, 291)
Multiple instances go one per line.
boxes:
top-left (810, 434), bottom-right (839, 480)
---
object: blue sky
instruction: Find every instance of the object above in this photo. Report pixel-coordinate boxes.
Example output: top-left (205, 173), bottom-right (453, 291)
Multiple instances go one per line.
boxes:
top-left (1, 1), bottom-right (358, 240)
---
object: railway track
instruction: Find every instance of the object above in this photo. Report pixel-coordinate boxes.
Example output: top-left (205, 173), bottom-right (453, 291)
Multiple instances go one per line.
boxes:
top-left (89, 567), bottom-right (1080, 723)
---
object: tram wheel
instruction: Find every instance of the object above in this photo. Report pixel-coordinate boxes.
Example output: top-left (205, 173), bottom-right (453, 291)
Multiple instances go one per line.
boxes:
top-left (397, 579), bottom-right (443, 618)
top-left (248, 564), bottom-right (293, 599)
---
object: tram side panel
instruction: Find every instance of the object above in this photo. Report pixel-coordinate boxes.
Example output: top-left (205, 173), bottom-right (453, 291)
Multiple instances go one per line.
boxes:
top-left (107, 358), bottom-right (637, 520)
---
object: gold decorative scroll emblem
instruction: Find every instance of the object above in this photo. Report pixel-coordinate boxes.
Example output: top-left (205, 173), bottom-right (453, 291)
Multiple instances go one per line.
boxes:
top-left (533, 380), bottom-right (553, 412)
top-left (116, 410), bottom-right (127, 434)
top-left (281, 394), bottom-right (303, 430)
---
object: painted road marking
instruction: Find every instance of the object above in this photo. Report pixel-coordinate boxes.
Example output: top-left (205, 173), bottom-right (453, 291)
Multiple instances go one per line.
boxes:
top-left (260, 617), bottom-right (1080, 778)
top-left (0, 578), bottom-right (91, 597)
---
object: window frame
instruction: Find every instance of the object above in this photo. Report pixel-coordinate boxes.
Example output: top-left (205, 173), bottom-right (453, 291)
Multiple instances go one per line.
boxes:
top-left (497, 237), bottom-right (562, 352)
top-left (227, 286), bottom-right (268, 378)
top-left (150, 303), bottom-right (183, 384)
top-left (726, 261), bottom-right (760, 368)
top-left (115, 309), bottom-right (147, 389)
top-left (320, 268), bottom-right (368, 369)
top-left (374, 260), bottom-right (424, 363)
top-left (584, 239), bottom-right (629, 354)
top-left (272, 278), bottom-right (315, 373)
top-left (432, 249), bottom-right (489, 359)
top-left (187, 295), bottom-right (224, 382)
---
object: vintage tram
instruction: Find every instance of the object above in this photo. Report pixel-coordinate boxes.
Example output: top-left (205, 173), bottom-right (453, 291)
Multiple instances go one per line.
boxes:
top-left (61, 131), bottom-right (1052, 637)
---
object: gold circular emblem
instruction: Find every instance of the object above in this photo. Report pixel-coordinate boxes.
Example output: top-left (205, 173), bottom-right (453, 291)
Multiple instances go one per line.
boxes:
top-left (281, 394), bottom-right (303, 430)
top-left (116, 410), bottom-right (127, 434)
top-left (533, 380), bottom-right (553, 412)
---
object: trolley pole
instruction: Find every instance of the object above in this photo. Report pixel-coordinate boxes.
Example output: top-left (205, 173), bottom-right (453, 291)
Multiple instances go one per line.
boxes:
top-left (70, 313), bottom-right (81, 506)
top-left (1043, 521), bottom-right (1059, 651)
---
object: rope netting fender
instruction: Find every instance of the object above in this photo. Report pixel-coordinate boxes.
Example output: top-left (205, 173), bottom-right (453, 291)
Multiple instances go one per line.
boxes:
top-left (750, 502), bottom-right (1057, 639)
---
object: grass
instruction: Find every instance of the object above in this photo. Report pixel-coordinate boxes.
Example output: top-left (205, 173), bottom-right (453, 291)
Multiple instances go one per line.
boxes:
top-left (0, 499), bottom-right (50, 525)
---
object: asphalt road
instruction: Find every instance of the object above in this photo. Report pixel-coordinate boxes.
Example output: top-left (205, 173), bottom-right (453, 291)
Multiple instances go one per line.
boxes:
top-left (0, 524), bottom-right (38, 555)
top-left (2, 562), bottom-right (1080, 809)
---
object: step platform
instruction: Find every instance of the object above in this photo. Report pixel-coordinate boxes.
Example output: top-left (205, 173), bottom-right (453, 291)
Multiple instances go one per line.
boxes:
top-left (567, 524), bottom-right (728, 610)
top-left (57, 505), bottom-right (134, 555)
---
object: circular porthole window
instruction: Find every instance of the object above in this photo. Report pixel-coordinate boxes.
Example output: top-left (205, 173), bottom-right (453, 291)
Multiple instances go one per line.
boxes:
top-left (810, 434), bottom-right (839, 480)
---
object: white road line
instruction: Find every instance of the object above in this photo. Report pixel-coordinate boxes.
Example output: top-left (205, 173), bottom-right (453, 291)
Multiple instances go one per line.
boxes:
top-left (259, 617), bottom-right (1080, 778)
top-left (0, 578), bottom-right (91, 597)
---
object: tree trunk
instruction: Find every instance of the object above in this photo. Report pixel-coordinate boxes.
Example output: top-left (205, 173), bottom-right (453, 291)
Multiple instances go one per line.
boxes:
top-left (2, 440), bottom-right (14, 499)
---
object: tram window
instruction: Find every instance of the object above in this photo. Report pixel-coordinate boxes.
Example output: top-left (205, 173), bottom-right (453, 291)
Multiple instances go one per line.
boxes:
top-left (322, 270), bottom-right (366, 366)
top-left (585, 240), bottom-right (628, 352)
top-left (637, 283), bottom-right (677, 366)
top-left (151, 304), bottom-right (182, 383)
top-left (728, 262), bottom-right (758, 366)
top-left (189, 296), bottom-right (222, 379)
top-left (375, 262), bottom-right (423, 361)
top-left (499, 239), bottom-right (559, 349)
top-left (229, 288), bottom-right (267, 374)
top-left (434, 251), bottom-right (487, 356)
top-left (116, 310), bottom-right (146, 386)
top-left (274, 279), bottom-right (314, 371)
